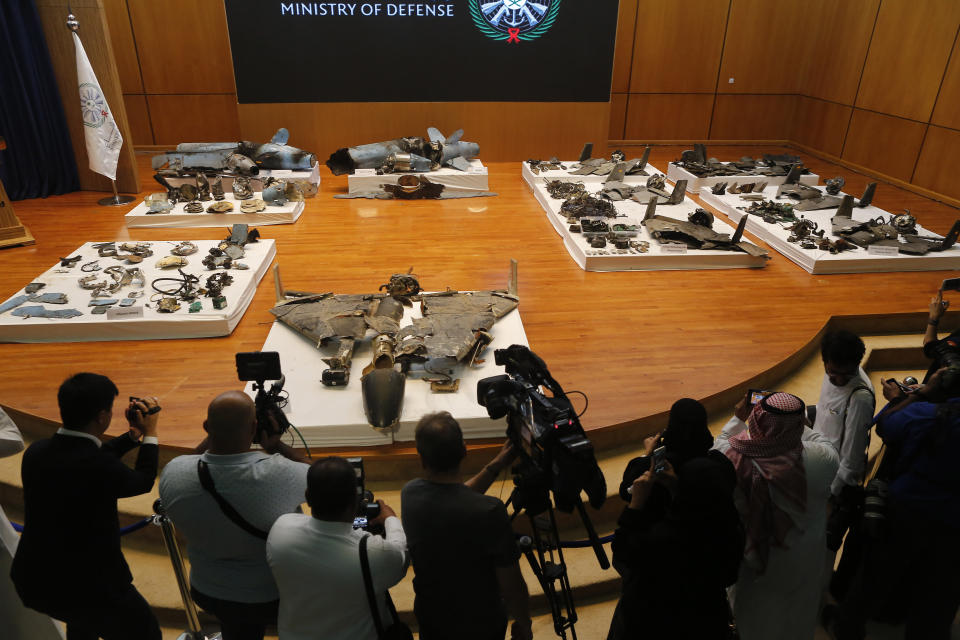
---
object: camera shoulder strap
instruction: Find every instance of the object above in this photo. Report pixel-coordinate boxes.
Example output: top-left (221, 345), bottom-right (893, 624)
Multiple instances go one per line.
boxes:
top-left (197, 459), bottom-right (269, 541)
top-left (360, 535), bottom-right (386, 639)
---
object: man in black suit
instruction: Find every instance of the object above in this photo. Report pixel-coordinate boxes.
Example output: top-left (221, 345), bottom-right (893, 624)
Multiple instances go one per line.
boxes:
top-left (11, 373), bottom-right (162, 640)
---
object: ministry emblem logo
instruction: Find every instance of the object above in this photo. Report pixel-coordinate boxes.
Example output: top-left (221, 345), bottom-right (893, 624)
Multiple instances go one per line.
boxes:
top-left (469, 0), bottom-right (561, 43)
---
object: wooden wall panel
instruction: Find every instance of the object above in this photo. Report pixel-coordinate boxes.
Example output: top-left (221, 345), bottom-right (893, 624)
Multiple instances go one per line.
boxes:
top-left (122, 93), bottom-right (152, 145)
top-left (718, 0), bottom-right (809, 94)
top-left (35, 0), bottom-right (139, 193)
top-left (101, 0), bottom-right (141, 93)
top-left (629, 0), bottom-right (728, 93)
top-left (238, 102), bottom-right (610, 162)
top-left (913, 126), bottom-right (960, 201)
top-left (841, 109), bottom-right (926, 182)
top-left (129, 0), bottom-right (235, 94)
top-left (855, 0), bottom-right (960, 122)
top-left (611, 0), bottom-right (639, 94)
top-left (710, 95), bottom-right (797, 140)
top-left (932, 34), bottom-right (960, 131)
top-left (609, 94), bottom-right (628, 140)
top-left (148, 94), bottom-right (240, 145)
top-left (802, 0), bottom-right (878, 105)
top-left (623, 94), bottom-right (714, 141)
top-left (792, 97), bottom-right (851, 158)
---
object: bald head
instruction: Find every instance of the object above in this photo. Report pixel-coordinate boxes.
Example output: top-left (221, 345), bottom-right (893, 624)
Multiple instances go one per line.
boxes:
top-left (415, 412), bottom-right (466, 473)
top-left (204, 391), bottom-right (257, 454)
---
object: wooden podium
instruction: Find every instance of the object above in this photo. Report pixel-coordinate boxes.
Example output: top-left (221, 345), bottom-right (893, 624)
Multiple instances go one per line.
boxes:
top-left (0, 137), bottom-right (35, 249)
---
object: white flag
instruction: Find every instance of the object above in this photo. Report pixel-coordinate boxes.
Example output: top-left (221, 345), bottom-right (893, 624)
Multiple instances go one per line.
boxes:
top-left (73, 32), bottom-right (123, 181)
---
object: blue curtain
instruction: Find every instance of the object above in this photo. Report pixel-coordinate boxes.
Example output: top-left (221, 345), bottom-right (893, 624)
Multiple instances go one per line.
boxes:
top-left (0, 0), bottom-right (80, 200)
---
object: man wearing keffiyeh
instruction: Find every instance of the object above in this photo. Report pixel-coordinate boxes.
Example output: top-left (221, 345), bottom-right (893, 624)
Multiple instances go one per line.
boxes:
top-left (714, 391), bottom-right (839, 640)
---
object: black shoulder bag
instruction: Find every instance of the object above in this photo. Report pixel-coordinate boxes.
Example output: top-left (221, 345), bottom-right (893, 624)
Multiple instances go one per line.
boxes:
top-left (359, 535), bottom-right (412, 640)
top-left (197, 459), bottom-right (269, 540)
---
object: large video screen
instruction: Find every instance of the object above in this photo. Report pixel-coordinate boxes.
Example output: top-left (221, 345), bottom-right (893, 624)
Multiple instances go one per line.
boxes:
top-left (224, 0), bottom-right (620, 103)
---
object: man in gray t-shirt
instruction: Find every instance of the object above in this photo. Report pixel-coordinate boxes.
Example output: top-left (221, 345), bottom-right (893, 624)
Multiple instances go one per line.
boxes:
top-left (159, 391), bottom-right (308, 640)
top-left (401, 412), bottom-right (531, 640)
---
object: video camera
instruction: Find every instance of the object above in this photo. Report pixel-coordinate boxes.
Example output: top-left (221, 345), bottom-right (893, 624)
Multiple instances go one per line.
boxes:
top-left (236, 351), bottom-right (291, 442)
top-left (477, 344), bottom-right (606, 513)
top-left (347, 457), bottom-right (382, 530)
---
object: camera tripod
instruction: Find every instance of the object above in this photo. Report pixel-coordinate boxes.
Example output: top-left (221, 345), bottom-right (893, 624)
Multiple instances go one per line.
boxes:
top-left (504, 462), bottom-right (609, 640)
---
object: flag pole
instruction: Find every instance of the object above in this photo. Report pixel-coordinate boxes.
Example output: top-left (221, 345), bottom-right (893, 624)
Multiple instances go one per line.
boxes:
top-left (67, 11), bottom-right (135, 207)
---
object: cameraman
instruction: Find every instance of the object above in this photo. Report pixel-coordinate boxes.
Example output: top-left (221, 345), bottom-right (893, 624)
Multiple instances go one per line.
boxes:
top-left (401, 412), bottom-right (532, 640)
top-left (830, 368), bottom-right (960, 639)
top-left (11, 373), bottom-right (162, 640)
top-left (267, 457), bottom-right (408, 639)
top-left (158, 390), bottom-right (308, 640)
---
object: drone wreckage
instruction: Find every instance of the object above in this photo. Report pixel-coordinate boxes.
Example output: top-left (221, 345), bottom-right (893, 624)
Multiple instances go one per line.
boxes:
top-left (268, 266), bottom-right (519, 432)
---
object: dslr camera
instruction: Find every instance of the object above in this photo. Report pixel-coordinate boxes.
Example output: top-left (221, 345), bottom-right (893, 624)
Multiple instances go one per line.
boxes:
top-left (347, 457), bottom-right (382, 530)
top-left (235, 351), bottom-right (291, 442)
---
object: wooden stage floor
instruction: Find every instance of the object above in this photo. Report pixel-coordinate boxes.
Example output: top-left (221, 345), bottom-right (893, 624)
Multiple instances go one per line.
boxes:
top-left (1, 145), bottom-right (957, 451)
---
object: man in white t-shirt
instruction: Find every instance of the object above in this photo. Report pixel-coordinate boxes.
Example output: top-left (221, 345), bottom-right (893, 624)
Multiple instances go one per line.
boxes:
top-left (267, 457), bottom-right (408, 640)
top-left (159, 391), bottom-right (308, 640)
top-left (812, 330), bottom-right (875, 553)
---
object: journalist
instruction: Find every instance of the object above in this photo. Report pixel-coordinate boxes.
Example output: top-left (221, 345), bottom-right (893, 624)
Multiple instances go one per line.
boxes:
top-left (828, 367), bottom-right (960, 640)
top-left (401, 411), bottom-right (532, 640)
top-left (158, 390), bottom-right (308, 640)
top-left (11, 373), bottom-right (162, 640)
top-left (267, 457), bottom-right (408, 640)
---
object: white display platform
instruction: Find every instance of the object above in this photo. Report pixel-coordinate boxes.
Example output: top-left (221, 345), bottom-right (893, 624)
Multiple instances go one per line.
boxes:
top-left (348, 160), bottom-right (489, 194)
top-left (248, 303), bottom-right (528, 447)
top-left (0, 239), bottom-right (276, 342)
top-left (164, 162), bottom-right (321, 191)
top-left (125, 193), bottom-right (304, 229)
top-left (700, 186), bottom-right (960, 274)
top-left (521, 161), bottom-right (664, 190)
top-left (667, 163), bottom-right (819, 194)
top-left (531, 182), bottom-right (768, 271)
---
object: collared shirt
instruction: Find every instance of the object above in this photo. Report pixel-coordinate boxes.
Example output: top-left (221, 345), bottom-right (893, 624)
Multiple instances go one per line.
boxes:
top-left (0, 408), bottom-right (24, 458)
top-left (158, 451), bottom-right (308, 603)
top-left (55, 428), bottom-right (159, 448)
top-left (267, 514), bottom-right (408, 640)
top-left (813, 368), bottom-right (875, 495)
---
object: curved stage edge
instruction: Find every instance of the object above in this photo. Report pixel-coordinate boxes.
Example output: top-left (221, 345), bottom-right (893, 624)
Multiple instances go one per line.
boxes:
top-left (0, 146), bottom-right (956, 460)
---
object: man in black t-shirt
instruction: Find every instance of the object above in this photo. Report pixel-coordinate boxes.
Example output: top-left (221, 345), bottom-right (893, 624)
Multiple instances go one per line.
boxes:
top-left (401, 412), bottom-right (532, 640)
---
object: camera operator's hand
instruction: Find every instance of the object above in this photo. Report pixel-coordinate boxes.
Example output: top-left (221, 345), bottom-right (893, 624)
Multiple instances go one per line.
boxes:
top-left (881, 378), bottom-right (904, 402)
top-left (511, 618), bottom-right (533, 640)
top-left (734, 392), bottom-right (752, 423)
top-left (258, 413), bottom-right (283, 453)
top-left (930, 291), bottom-right (949, 322)
top-left (642, 431), bottom-right (661, 456)
top-left (368, 500), bottom-right (395, 530)
top-left (654, 459), bottom-right (678, 494)
top-left (126, 397), bottom-right (160, 439)
top-left (490, 440), bottom-right (518, 475)
top-left (629, 470), bottom-right (655, 510)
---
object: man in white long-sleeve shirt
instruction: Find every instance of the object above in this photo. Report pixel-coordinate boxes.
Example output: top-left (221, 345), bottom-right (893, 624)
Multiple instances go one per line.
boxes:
top-left (267, 456), bottom-right (408, 640)
top-left (811, 331), bottom-right (875, 551)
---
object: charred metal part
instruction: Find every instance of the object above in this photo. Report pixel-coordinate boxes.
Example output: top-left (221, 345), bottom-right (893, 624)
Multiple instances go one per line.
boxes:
top-left (11, 306), bottom-right (82, 319)
top-left (171, 241), bottom-right (198, 256)
top-left (233, 176), bottom-right (254, 200)
top-left (118, 242), bottom-right (153, 258)
top-left (78, 275), bottom-right (106, 290)
top-left (643, 201), bottom-right (768, 258)
top-left (184, 201), bottom-right (204, 213)
top-left (676, 145), bottom-right (809, 178)
top-left (240, 199), bottom-right (267, 213)
top-left (825, 177), bottom-right (845, 195)
top-left (88, 298), bottom-right (119, 307)
top-left (688, 208), bottom-right (714, 227)
top-left (545, 180), bottom-right (586, 200)
top-left (207, 201), bottom-right (234, 213)
top-left (25, 283), bottom-right (45, 294)
top-left (0, 295), bottom-right (30, 314)
top-left (581, 219), bottom-right (610, 234)
top-left (203, 254), bottom-right (233, 270)
top-left (568, 224), bottom-right (581, 233)
top-left (526, 157), bottom-right (566, 174)
top-left (59, 255), bottom-right (82, 268)
top-left (146, 192), bottom-right (174, 214)
top-left (361, 368), bottom-right (405, 432)
top-left (204, 272), bottom-right (234, 297)
top-left (81, 261), bottom-right (101, 272)
top-left (326, 127), bottom-right (478, 175)
top-left (622, 176), bottom-right (687, 206)
top-left (151, 269), bottom-right (200, 301)
top-left (560, 192), bottom-right (617, 219)
top-left (739, 200), bottom-right (797, 224)
top-left (212, 176), bottom-right (225, 201)
top-left (28, 293), bottom-right (68, 304)
top-left (589, 237), bottom-right (606, 248)
top-left (157, 298), bottom-right (181, 313)
top-left (152, 128), bottom-right (316, 176)
top-left (197, 173), bottom-right (212, 201)
top-left (93, 242), bottom-right (117, 257)
top-left (711, 182), bottom-right (728, 195)
top-left (179, 184), bottom-right (198, 202)
top-left (892, 212), bottom-right (917, 234)
top-left (777, 179), bottom-right (877, 212)
top-left (570, 146), bottom-right (652, 177)
top-left (262, 178), bottom-right (303, 205)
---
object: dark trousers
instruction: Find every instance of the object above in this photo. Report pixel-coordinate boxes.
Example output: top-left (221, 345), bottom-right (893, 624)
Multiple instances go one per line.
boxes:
top-left (49, 583), bottom-right (161, 640)
top-left (191, 587), bottom-right (278, 640)
top-left (835, 508), bottom-right (960, 640)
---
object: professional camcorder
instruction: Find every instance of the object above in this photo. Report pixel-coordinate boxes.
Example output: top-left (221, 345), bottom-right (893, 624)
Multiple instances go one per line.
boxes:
top-left (347, 457), bottom-right (382, 530)
top-left (235, 351), bottom-right (291, 441)
top-left (477, 344), bottom-right (607, 513)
